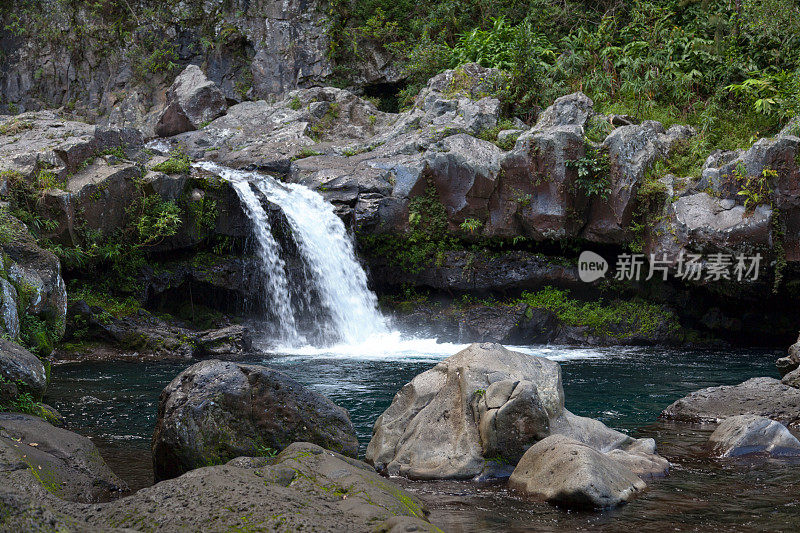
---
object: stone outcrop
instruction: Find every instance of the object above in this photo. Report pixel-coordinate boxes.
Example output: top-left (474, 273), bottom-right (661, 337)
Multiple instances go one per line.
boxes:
top-left (708, 415), bottom-right (800, 457)
top-left (0, 442), bottom-right (438, 532)
top-left (366, 343), bottom-right (666, 480)
top-left (0, 339), bottom-right (47, 399)
top-left (155, 65), bottom-right (228, 138)
top-left (661, 377), bottom-right (800, 429)
top-left (0, 413), bottom-right (127, 502)
top-left (0, 207), bottom-right (67, 344)
top-left (152, 360), bottom-right (359, 480)
top-left (583, 121), bottom-right (696, 243)
top-left (508, 434), bottom-right (647, 509)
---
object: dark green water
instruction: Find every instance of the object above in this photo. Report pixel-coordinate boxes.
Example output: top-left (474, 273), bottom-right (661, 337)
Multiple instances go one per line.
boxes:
top-left (46, 346), bottom-right (800, 532)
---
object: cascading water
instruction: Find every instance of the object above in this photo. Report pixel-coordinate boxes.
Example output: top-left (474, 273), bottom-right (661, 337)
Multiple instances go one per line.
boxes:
top-left (196, 162), bottom-right (388, 347)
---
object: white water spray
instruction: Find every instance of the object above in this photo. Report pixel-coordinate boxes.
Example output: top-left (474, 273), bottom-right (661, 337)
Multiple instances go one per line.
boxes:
top-left (196, 162), bottom-right (388, 347)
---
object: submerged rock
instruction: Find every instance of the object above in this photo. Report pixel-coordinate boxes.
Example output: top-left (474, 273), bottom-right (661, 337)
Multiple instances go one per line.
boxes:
top-left (0, 339), bottom-right (47, 399)
top-left (0, 413), bottom-right (127, 502)
top-left (1, 442), bottom-right (438, 532)
top-left (366, 343), bottom-right (665, 480)
top-left (708, 415), bottom-right (800, 457)
top-left (661, 377), bottom-right (800, 429)
top-left (152, 360), bottom-right (359, 480)
top-left (508, 434), bottom-right (647, 509)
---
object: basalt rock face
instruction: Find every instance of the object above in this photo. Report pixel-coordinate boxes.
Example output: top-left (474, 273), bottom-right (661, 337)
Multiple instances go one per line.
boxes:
top-left (366, 343), bottom-right (667, 480)
top-left (1, 1), bottom-right (400, 117)
top-left (152, 360), bottom-right (359, 481)
top-left (0, 208), bottom-right (66, 344)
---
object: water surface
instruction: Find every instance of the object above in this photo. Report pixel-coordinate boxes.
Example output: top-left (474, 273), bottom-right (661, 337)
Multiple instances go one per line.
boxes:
top-left (46, 345), bottom-right (796, 531)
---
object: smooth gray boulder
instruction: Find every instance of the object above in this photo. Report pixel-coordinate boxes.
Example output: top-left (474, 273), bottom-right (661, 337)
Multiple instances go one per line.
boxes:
top-left (777, 336), bottom-right (800, 376)
top-left (532, 91), bottom-right (594, 131)
top-left (708, 415), bottom-right (800, 457)
top-left (152, 360), bottom-right (359, 481)
top-left (366, 343), bottom-right (665, 479)
top-left (0, 339), bottom-right (47, 399)
top-left (0, 413), bottom-right (127, 502)
top-left (155, 65), bottom-right (228, 137)
top-left (508, 434), bottom-right (646, 509)
top-left (0, 442), bottom-right (439, 532)
top-left (661, 377), bottom-right (800, 429)
top-left (782, 367), bottom-right (800, 389)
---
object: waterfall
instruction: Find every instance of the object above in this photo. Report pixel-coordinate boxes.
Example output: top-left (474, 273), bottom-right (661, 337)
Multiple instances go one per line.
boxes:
top-left (196, 162), bottom-right (388, 347)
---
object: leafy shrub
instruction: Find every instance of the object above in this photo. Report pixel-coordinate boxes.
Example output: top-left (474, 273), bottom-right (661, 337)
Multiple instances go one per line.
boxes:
top-left (153, 150), bottom-right (192, 174)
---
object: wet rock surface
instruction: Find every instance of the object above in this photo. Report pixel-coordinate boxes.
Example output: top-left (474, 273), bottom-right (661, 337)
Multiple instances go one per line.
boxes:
top-left (152, 360), bottom-right (359, 481)
top-left (708, 415), bottom-right (800, 457)
top-left (661, 377), bottom-right (800, 429)
top-left (0, 442), bottom-right (438, 532)
top-left (508, 434), bottom-right (647, 509)
top-left (366, 343), bottom-right (666, 480)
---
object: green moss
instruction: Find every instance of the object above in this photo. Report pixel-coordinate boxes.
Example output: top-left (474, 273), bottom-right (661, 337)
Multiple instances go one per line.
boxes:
top-left (309, 103), bottom-right (340, 141)
top-left (153, 150), bottom-right (192, 174)
top-left (291, 148), bottom-right (324, 161)
top-left (289, 96), bottom-right (302, 110)
top-left (0, 118), bottom-right (33, 135)
top-left (519, 286), bottom-right (681, 341)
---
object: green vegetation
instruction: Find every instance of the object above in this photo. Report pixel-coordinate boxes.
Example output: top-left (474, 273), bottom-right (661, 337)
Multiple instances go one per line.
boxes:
top-left (152, 149), bottom-right (192, 174)
top-left (0, 376), bottom-right (59, 423)
top-left (736, 166), bottom-right (775, 212)
top-left (519, 286), bottom-right (681, 341)
top-left (568, 145), bottom-right (611, 199)
top-left (292, 148), bottom-right (324, 160)
top-left (326, 0), bottom-right (798, 143)
top-left (309, 103), bottom-right (340, 141)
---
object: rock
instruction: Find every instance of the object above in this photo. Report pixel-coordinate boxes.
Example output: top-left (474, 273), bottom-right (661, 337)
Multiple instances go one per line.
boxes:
top-left (155, 65), bottom-right (228, 138)
top-left (0, 443), bottom-right (437, 532)
top-left (41, 157), bottom-right (142, 243)
top-left (457, 303), bottom-right (560, 344)
top-left (645, 192), bottom-right (773, 266)
top-left (661, 377), bottom-right (800, 429)
top-left (152, 360), bottom-right (358, 480)
top-left (508, 434), bottom-right (646, 509)
top-left (584, 121), bottom-right (696, 243)
top-left (781, 367), bottom-right (800, 388)
top-left (777, 335), bottom-right (800, 376)
top-left (0, 111), bottom-right (142, 176)
top-left (708, 415), bottom-right (800, 457)
top-left (423, 134), bottom-right (503, 228)
top-left (532, 92), bottom-right (594, 130)
top-left (171, 87), bottom-right (389, 172)
top-left (0, 413), bottom-right (127, 502)
top-left (489, 124), bottom-right (587, 240)
top-left (366, 343), bottom-right (664, 479)
top-left (366, 250), bottom-right (584, 294)
top-left (0, 207), bottom-right (67, 342)
top-left (0, 339), bottom-right (47, 399)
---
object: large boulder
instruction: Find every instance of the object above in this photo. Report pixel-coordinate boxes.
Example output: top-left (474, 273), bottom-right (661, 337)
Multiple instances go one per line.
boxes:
top-left (0, 413), bottom-right (127, 502)
top-left (152, 360), bottom-right (359, 481)
top-left (366, 343), bottom-right (665, 479)
top-left (508, 434), bottom-right (647, 509)
top-left (0, 442), bottom-right (438, 532)
top-left (777, 334), bottom-right (800, 376)
top-left (708, 415), bottom-right (800, 457)
top-left (0, 339), bottom-right (47, 399)
top-left (155, 65), bottom-right (228, 138)
top-left (661, 377), bottom-right (800, 429)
